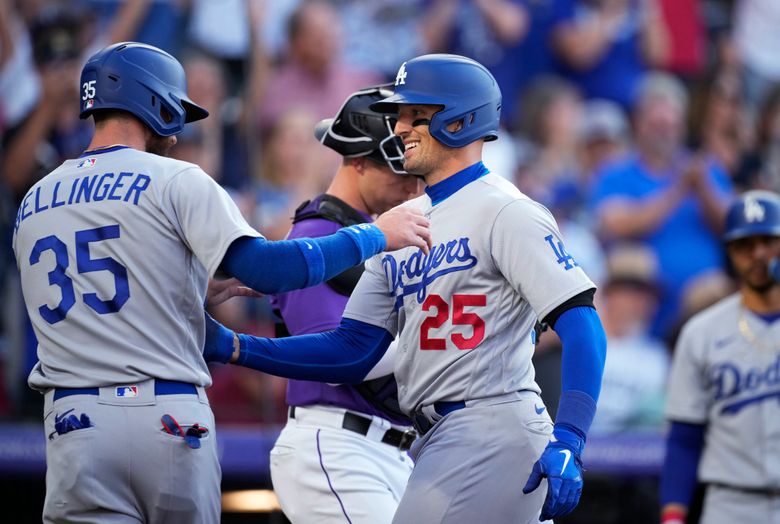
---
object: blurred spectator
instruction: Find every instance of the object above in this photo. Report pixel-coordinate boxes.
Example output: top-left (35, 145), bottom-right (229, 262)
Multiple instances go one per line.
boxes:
top-left (579, 98), bottom-right (631, 178)
top-left (170, 52), bottom-right (227, 180)
top-left (170, 51), bottom-right (253, 191)
top-left (251, 0), bottom-right (302, 61)
top-left (338, 0), bottom-right (427, 78)
top-left (666, 268), bottom-right (736, 350)
top-left (590, 72), bottom-right (734, 340)
top-left (515, 75), bottom-right (608, 310)
top-left (187, 0), bottom-right (253, 95)
top-left (552, 0), bottom-right (670, 110)
top-left (590, 244), bottom-right (669, 435)
top-left (422, 0), bottom-right (532, 128)
top-left (749, 85), bottom-right (780, 192)
top-left (2, 7), bottom-right (91, 198)
top-left (0, 1), bottom-right (40, 134)
top-left (730, 0), bottom-right (780, 115)
top-left (255, 0), bottom-right (379, 131)
top-left (84, 0), bottom-right (188, 55)
top-left (514, 75), bottom-right (584, 211)
top-left (688, 69), bottom-right (752, 180)
top-left (246, 108), bottom-right (333, 241)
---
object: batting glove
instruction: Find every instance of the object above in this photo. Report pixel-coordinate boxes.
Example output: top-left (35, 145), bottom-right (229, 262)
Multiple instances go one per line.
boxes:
top-left (523, 437), bottom-right (584, 521)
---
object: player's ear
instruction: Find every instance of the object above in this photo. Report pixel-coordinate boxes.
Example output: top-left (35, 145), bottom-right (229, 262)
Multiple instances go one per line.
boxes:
top-left (352, 157), bottom-right (367, 176)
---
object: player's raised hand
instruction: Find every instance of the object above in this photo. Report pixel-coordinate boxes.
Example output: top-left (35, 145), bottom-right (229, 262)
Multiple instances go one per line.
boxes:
top-left (522, 440), bottom-right (584, 521)
top-left (374, 206), bottom-right (432, 255)
top-left (207, 278), bottom-right (263, 307)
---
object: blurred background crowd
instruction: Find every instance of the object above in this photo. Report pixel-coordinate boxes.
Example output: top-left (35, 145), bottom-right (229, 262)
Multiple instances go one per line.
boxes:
top-left (0, 0), bottom-right (777, 495)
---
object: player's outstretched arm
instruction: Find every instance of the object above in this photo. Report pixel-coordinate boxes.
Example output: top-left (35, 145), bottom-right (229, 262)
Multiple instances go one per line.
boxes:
top-left (203, 312), bottom-right (393, 384)
top-left (523, 304), bottom-right (607, 521)
top-left (658, 421), bottom-right (705, 524)
top-left (219, 207), bottom-right (430, 294)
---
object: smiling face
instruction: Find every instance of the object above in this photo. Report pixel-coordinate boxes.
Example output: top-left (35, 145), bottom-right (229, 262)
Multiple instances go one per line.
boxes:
top-left (394, 104), bottom-right (450, 179)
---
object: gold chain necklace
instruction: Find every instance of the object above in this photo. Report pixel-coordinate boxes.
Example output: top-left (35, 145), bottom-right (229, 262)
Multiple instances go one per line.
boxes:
top-left (738, 307), bottom-right (780, 352)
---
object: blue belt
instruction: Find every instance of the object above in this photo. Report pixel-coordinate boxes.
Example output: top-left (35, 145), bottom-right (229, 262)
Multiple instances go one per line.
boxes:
top-left (412, 400), bottom-right (466, 435)
top-left (53, 380), bottom-right (197, 401)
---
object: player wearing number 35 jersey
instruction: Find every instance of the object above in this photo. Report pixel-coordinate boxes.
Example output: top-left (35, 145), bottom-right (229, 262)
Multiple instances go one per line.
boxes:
top-left (205, 55), bottom-right (607, 523)
top-left (12, 42), bottom-right (430, 524)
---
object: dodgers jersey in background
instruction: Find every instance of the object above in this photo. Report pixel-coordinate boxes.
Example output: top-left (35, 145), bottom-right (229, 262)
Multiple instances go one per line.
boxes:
top-left (666, 294), bottom-right (780, 488)
top-left (12, 146), bottom-right (260, 391)
top-left (343, 166), bottom-right (595, 415)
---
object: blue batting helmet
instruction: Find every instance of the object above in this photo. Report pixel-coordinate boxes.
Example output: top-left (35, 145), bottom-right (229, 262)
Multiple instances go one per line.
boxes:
top-left (723, 190), bottom-right (780, 242)
top-left (79, 42), bottom-right (208, 136)
top-left (370, 54), bottom-right (501, 148)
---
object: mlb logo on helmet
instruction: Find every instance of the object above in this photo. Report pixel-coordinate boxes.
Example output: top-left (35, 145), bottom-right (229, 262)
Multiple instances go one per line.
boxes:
top-left (116, 385), bottom-right (139, 397)
top-left (85, 99), bottom-right (94, 109)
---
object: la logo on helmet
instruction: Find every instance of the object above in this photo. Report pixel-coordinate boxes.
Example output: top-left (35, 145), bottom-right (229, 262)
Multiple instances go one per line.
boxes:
top-left (745, 198), bottom-right (765, 222)
top-left (395, 62), bottom-right (407, 86)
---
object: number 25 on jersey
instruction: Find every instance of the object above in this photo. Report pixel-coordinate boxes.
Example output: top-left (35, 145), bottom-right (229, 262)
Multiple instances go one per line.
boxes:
top-left (420, 294), bottom-right (486, 350)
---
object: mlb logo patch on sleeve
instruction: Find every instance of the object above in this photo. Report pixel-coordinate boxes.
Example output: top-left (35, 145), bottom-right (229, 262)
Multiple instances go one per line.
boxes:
top-left (116, 385), bottom-right (139, 397)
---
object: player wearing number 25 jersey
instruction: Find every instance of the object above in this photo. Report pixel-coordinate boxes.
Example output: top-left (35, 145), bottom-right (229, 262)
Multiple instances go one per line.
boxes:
top-left (205, 55), bottom-right (607, 523)
top-left (12, 42), bottom-right (430, 524)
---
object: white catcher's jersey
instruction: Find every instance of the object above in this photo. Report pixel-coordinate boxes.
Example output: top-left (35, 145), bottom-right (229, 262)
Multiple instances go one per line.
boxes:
top-left (344, 173), bottom-right (595, 414)
top-left (12, 147), bottom-right (261, 391)
top-left (666, 293), bottom-right (780, 488)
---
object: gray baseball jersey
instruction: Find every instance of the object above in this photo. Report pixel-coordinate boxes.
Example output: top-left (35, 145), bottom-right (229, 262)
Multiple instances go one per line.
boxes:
top-left (343, 172), bottom-right (595, 414)
top-left (666, 293), bottom-right (780, 488)
top-left (12, 146), bottom-right (260, 390)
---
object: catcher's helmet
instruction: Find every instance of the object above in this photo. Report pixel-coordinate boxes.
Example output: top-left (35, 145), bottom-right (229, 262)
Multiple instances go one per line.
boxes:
top-left (370, 54), bottom-right (501, 148)
top-left (723, 190), bottom-right (780, 242)
top-left (314, 84), bottom-right (406, 174)
top-left (79, 42), bottom-right (208, 136)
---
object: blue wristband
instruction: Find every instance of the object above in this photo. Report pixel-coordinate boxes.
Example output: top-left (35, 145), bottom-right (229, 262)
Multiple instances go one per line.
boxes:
top-left (295, 238), bottom-right (325, 287)
top-left (339, 224), bottom-right (386, 259)
top-left (554, 390), bottom-right (597, 453)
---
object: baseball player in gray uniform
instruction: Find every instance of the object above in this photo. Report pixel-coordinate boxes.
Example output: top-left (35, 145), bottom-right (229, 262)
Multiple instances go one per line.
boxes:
top-left (204, 54), bottom-right (607, 523)
top-left (660, 190), bottom-right (780, 524)
top-left (11, 42), bottom-right (430, 524)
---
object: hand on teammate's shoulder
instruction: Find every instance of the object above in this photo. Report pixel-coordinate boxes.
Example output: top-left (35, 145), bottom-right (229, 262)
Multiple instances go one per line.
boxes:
top-left (374, 206), bottom-right (432, 255)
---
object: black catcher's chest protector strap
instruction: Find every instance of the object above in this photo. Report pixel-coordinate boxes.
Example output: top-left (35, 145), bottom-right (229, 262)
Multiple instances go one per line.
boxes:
top-left (292, 194), bottom-right (367, 295)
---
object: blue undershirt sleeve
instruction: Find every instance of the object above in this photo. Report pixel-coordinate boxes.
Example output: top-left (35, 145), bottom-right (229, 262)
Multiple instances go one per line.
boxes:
top-left (660, 421), bottom-right (705, 508)
top-left (551, 306), bottom-right (607, 451)
top-left (220, 225), bottom-right (386, 294)
top-left (233, 317), bottom-right (393, 384)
